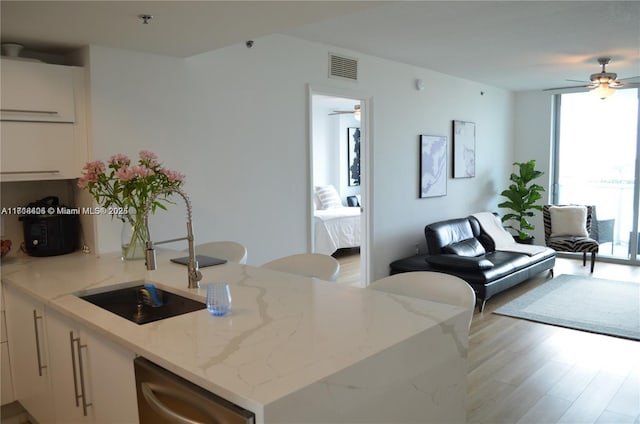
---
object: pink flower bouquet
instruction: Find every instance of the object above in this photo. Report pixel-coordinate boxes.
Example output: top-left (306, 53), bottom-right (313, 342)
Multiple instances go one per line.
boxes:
top-left (79, 150), bottom-right (185, 258)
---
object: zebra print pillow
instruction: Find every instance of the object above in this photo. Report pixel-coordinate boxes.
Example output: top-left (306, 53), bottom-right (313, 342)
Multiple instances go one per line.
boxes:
top-left (549, 205), bottom-right (588, 237)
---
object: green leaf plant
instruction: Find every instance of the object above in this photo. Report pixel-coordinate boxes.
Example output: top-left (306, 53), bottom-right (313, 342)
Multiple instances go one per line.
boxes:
top-left (498, 160), bottom-right (545, 241)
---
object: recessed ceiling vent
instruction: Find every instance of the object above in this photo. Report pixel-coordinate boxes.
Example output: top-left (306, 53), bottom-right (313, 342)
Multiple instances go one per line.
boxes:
top-left (329, 53), bottom-right (358, 81)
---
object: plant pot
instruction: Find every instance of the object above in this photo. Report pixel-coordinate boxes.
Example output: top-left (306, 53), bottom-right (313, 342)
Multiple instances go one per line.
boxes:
top-left (514, 236), bottom-right (535, 245)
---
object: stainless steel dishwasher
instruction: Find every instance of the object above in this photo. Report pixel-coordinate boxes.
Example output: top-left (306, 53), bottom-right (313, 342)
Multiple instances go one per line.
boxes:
top-left (134, 357), bottom-right (255, 424)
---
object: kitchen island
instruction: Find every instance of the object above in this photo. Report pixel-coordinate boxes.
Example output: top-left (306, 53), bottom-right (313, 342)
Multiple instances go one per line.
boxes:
top-left (1, 250), bottom-right (468, 423)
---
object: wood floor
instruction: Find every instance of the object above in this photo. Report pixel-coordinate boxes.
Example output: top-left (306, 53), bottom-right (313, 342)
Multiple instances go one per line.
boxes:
top-left (333, 247), bottom-right (362, 287)
top-left (333, 250), bottom-right (640, 424)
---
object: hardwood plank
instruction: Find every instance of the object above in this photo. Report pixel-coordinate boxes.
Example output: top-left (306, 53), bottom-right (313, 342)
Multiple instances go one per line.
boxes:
top-left (466, 378), bottom-right (515, 424)
top-left (492, 331), bottom-right (568, 386)
top-left (467, 348), bottom-right (520, 393)
top-left (333, 248), bottom-right (361, 287)
top-left (547, 363), bottom-right (599, 402)
top-left (467, 319), bottom-right (527, 371)
top-left (477, 360), bottom-right (572, 423)
top-left (595, 410), bottom-right (637, 424)
top-left (516, 395), bottom-right (572, 424)
top-left (607, 370), bottom-right (640, 418)
top-left (558, 370), bottom-right (627, 423)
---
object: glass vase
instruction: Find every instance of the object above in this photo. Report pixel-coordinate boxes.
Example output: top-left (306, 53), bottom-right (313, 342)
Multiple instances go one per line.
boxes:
top-left (121, 213), bottom-right (147, 260)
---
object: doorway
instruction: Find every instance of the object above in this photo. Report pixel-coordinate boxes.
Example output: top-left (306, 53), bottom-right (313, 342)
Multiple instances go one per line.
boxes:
top-left (553, 88), bottom-right (640, 263)
top-left (309, 88), bottom-right (371, 286)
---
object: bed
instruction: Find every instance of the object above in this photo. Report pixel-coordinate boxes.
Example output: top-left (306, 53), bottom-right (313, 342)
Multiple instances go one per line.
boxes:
top-left (314, 206), bottom-right (361, 255)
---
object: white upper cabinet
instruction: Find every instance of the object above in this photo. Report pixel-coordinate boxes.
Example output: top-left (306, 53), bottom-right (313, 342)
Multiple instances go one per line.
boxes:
top-left (0, 122), bottom-right (77, 179)
top-left (0, 59), bottom-right (88, 182)
top-left (1, 59), bottom-right (76, 123)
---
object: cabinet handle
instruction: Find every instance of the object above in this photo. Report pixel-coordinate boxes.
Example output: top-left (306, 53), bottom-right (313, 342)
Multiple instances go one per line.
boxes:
top-left (0, 170), bottom-right (61, 175)
top-left (32, 310), bottom-right (47, 377)
top-left (70, 332), bottom-right (92, 416)
top-left (141, 382), bottom-right (218, 424)
top-left (1, 108), bottom-right (59, 115)
top-left (69, 332), bottom-right (81, 407)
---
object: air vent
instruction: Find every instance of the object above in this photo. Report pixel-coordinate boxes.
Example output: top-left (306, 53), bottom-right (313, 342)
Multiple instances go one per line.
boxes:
top-left (329, 53), bottom-right (358, 81)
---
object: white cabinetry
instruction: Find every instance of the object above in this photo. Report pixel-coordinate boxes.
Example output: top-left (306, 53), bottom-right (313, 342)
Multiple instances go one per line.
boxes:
top-left (4, 285), bottom-right (55, 423)
top-left (46, 309), bottom-right (139, 424)
top-left (0, 59), bottom-right (88, 182)
top-left (0, 122), bottom-right (77, 179)
top-left (0, 59), bottom-right (75, 123)
top-left (1, 282), bottom-right (15, 405)
top-left (4, 285), bottom-right (139, 423)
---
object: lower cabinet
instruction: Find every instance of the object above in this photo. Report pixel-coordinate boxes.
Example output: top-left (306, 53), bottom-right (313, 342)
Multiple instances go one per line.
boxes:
top-left (4, 284), bottom-right (139, 423)
top-left (1, 282), bottom-right (16, 405)
top-left (46, 309), bottom-right (139, 424)
top-left (4, 285), bottom-right (55, 423)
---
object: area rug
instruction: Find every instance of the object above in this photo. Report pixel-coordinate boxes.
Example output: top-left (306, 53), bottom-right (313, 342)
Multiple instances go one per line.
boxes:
top-left (494, 274), bottom-right (640, 341)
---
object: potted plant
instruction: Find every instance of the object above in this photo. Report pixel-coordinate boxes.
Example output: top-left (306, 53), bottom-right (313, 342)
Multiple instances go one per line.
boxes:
top-left (498, 160), bottom-right (545, 244)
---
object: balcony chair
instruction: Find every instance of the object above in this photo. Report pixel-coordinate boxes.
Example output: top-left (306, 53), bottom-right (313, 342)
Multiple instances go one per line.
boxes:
top-left (543, 205), bottom-right (599, 272)
top-left (590, 208), bottom-right (615, 255)
top-left (192, 241), bottom-right (247, 264)
top-left (261, 253), bottom-right (340, 281)
top-left (369, 271), bottom-right (476, 332)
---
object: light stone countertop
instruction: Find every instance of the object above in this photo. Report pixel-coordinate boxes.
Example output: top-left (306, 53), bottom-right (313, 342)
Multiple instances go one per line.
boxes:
top-left (1, 250), bottom-right (468, 423)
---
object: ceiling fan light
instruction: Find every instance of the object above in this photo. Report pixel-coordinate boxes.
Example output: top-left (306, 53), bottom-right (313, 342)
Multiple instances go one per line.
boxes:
top-left (592, 84), bottom-right (616, 99)
top-left (354, 110), bottom-right (361, 121)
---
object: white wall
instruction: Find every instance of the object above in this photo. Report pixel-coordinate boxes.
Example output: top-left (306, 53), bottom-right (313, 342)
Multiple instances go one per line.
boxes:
top-left (513, 90), bottom-right (555, 241)
top-left (87, 46), bottom-right (191, 256)
top-left (311, 100), bottom-right (342, 194)
top-left (368, 63), bottom-right (515, 277)
top-left (86, 34), bottom-right (515, 279)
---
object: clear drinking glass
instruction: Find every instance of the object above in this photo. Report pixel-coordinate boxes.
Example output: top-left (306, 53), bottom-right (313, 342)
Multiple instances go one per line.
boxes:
top-left (206, 283), bottom-right (231, 316)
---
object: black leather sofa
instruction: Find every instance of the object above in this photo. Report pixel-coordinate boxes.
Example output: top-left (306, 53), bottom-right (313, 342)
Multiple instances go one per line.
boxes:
top-left (389, 215), bottom-right (556, 312)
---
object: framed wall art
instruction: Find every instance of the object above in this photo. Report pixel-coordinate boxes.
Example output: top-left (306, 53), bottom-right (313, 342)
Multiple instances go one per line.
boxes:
top-left (452, 120), bottom-right (476, 178)
top-left (348, 127), bottom-right (361, 186)
top-left (420, 134), bottom-right (447, 198)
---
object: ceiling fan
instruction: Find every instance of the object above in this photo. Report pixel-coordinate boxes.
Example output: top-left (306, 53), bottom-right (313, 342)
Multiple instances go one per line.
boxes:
top-left (329, 104), bottom-right (361, 120)
top-left (544, 57), bottom-right (640, 98)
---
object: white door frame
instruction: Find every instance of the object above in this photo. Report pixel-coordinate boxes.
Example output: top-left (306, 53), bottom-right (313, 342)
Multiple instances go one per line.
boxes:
top-left (307, 84), bottom-right (373, 286)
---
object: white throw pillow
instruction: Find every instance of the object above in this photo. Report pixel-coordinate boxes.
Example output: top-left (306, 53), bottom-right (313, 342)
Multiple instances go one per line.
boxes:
top-left (315, 185), bottom-right (342, 209)
top-left (549, 205), bottom-right (588, 237)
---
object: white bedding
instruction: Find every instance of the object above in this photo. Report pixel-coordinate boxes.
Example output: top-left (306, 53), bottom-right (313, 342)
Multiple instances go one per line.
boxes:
top-left (314, 207), bottom-right (361, 255)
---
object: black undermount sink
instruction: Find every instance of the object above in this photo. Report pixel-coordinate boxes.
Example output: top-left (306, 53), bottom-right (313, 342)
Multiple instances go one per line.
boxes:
top-left (78, 281), bottom-right (205, 325)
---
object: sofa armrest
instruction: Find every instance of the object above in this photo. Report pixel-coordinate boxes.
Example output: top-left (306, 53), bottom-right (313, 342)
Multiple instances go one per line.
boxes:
top-left (425, 254), bottom-right (494, 270)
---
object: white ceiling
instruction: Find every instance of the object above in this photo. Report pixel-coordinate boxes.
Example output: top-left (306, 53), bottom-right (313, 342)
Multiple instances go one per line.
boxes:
top-left (2, 1), bottom-right (639, 92)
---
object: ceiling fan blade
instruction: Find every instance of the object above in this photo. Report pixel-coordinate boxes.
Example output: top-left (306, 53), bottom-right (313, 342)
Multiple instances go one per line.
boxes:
top-left (328, 111), bottom-right (352, 115)
top-left (542, 84), bottom-right (587, 92)
top-left (546, 58), bottom-right (640, 93)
